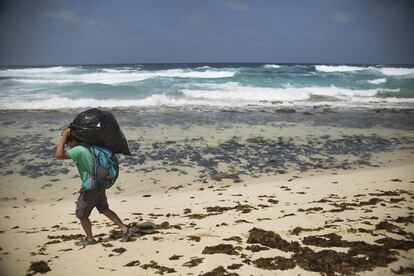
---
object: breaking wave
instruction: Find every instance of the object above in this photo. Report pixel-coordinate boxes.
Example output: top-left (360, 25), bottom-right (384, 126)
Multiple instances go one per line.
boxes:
top-left (0, 68), bottom-right (236, 85)
top-left (1, 64), bottom-right (413, 110)
top-left (367, 78), bottom-right (386, 84)
top-left (263, 64), bottom-right (281, 69)
top-left (0, 82), bottom-right (408, 110)
top-left (379, 67), bottom-right (414, 76)
top-left (315, 65), bottom-right (369, 72)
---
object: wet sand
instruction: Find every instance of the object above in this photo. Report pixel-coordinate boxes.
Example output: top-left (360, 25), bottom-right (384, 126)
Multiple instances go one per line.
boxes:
top-left (0, 107), bottom-right (413, 275)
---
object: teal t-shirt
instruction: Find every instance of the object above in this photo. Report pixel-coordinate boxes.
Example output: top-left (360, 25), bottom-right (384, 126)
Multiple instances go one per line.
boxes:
top-left (67, 146), bottom-right (95, 183)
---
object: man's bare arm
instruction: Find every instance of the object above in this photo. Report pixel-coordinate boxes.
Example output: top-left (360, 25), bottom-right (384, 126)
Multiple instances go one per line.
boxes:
top-left (55, 128), bottom-right (71, 160)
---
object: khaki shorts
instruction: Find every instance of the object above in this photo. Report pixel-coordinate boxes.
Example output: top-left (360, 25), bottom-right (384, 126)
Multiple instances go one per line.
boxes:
top-left (75, 188), bottom-right (109, 219)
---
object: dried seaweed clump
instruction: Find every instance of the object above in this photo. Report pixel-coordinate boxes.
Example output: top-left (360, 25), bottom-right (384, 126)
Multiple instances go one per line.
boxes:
top-left (246, 228), bottom-right (413, 275)
top-left (253, 257), bottom-right (295, 270)
top-left (202, 244), bottom-right (240, 255)
top-left (293, 247), bottom-right (361, 275)
top-left (200, 266), bottom-right (240, 276)
top-left (183, 257), bottom-right (204, 268)
top-left (141, 260), bottom-right (176, 274)
top-left (247, 227), bottom-right (299, 252)
top-left (27, 261), bottom-right (51, 275)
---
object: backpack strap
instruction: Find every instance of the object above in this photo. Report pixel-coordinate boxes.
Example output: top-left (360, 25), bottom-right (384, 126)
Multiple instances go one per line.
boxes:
top-left (79, 145), bottom-right (98, 191)
top-left (87, 145), bottom-right (97, 180)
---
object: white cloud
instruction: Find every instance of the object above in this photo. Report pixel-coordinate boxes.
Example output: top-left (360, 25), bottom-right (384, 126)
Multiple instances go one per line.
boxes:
top-left (40, 8), bottom-right (79, 23)
top-left (332, 11), bottom-right (352, 23)
top-left (217, 0), bottom-right (249, 12)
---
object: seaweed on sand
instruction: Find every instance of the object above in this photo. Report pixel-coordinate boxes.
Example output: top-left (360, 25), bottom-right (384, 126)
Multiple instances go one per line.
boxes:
top-left (247, 227), bottom-right (300, 252)
top-left (202, 244), bottom-right (240, 255)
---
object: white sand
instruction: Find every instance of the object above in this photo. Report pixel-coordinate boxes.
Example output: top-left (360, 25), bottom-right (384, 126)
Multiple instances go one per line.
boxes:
top-left (0, 164), bottom-right (413, 275)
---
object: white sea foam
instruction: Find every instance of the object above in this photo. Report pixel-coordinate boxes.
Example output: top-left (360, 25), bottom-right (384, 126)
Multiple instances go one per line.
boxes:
top-left (101, 68), bottom-right (137, 73)
top-left (1, 68), bottom-right (236, 85)
top-left (0, 84), bottom-right (409, 110)
top-left (347, 96), bottom-right (414, 103)
top-left (263, 64), bottom-right (281, 69)
top-left (315, 65), bottom-right (369, 72)
top-left (155, 69), bottom-right (235, 79)
top-left (13, 73), bottom-right (150, 84)
top-left (0, 66), bottom-right (81, 75)
top-left (315, 65), bottom-right (414, 77)
top-left (367, 78), bottom-right (386, 84)
top-left (379, 67), bottom-right (414, 76)
top-left (182, 83), bottom-right (393, 103)
top-left (0, 95), bottom-right (231, 110)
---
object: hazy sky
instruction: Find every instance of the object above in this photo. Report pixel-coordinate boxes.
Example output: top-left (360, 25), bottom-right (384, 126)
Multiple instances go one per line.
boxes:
top-left (1, 0), bottom-right (413, 65)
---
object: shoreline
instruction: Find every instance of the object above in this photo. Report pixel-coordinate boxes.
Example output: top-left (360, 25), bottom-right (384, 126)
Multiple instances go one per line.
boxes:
top-left (0, 108), bottom-right (413, 275)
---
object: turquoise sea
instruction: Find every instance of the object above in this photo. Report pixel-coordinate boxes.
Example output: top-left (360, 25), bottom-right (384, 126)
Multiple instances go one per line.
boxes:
top-left (0, 63), bottom-right (413, 110)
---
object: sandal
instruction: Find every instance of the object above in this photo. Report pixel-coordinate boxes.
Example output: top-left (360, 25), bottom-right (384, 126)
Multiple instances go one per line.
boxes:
top-left (75, 238), bottom-right (97, 247)
top-left (120, 227), bottom-right (136, 242)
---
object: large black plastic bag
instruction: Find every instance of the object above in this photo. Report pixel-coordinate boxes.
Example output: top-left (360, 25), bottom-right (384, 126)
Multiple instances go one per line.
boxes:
top-left (69, 108), bottom-right (131, 155)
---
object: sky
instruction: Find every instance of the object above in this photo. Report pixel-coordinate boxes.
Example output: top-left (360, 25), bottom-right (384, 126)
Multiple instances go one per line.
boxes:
top-left (0, 0), bottom-right (413, 66)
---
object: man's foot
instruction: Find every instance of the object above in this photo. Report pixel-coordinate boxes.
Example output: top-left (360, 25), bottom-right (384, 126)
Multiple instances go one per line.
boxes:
top-left (75, 238), bottom-right (97, 247)
top-left (120, 227), bottom-right (136, 242)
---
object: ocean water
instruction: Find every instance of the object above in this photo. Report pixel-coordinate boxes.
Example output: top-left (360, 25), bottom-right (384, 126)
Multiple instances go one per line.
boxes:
top-left (0, 63), bottom-right (413, 110)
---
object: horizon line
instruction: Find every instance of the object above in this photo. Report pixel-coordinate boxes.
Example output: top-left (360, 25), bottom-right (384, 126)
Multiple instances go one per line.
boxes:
top-left (1, 61), bottom-right (414, 67)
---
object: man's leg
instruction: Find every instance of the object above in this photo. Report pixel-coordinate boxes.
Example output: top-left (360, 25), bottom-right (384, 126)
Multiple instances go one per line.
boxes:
top-left (103, 209), bottom-right (128, 233)
top-left (79, 218), bottom-right (94, 240)
top-left (96, 190), bottom-right (128, 233)
top-left (76, 190), bottom-right (95, 241)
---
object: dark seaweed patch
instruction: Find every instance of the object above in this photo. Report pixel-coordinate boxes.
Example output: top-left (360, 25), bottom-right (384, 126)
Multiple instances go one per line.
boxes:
top-left (246, 228), bottom-right (412, 274)
top-left (27, 260), bottom-right (51, 275)
top-left (2, 109), bottom-right (414, 181)
top-left (325, 197), bottom-right (384, 213)
top-left (294, 247), bottom-right (366, 275)
top-left (223, 236), bottom-right (242, 243)
top-left (47, 234), bottom-right (83, 241)
top-left (247, 227), bottom-right (300, 252)
top-left (200, 266), bottom-right (240, 276)
top-left (112, 247), bottom-right (126, 255)
top-left (290, 226), bottom-right (324, 236)
top-left (395, 215), bottom-right (414, 224)
top-left (303, 233), bottom-right (351, 247)
top-left (185, 213), bottom-right (210, 220)
top-left (246, 244), bottom-right (270, 252)
top-left (375, 237), bottom-right (414, 250)
top-left (206, 204), bottom-right (256, 214)
top-left (375, 221), bottom-right (408, 235)
top-left (187, 235), bottom-right (201, 242)
top-left (182, 257), bottom-right (204, 267)
top-left (2, 132), bottom-right (413, 194)
top-left (44, 240), bottom-right (61, 245)
top-left (210, 172), bottom-right (240, 182)
top-left (227, 264), bottom-right (243, 270)
top-left (141, 261), bottom-right (176, 274)
top-left (202, 244), bottom-right (240, 255)
top-left (168, 255), bottom-right (183, 260)
top-left (298, 207), bottom-right (323, 212)
top-left (253, 257), bottom-right (295, 270)
top-left (267, 199), bottom-right (279, 204)
top-left (124, 260), bottom-right (140, 267)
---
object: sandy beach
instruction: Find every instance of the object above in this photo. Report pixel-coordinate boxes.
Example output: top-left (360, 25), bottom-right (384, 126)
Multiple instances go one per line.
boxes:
top-left (0, 107), bottom-right (413, 275)
top-left (2, 0), bottom-right (414, 274)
